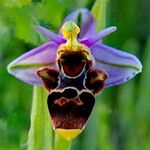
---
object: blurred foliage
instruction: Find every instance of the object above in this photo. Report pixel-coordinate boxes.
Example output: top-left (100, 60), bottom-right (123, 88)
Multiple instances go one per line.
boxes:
top-left (0, 0), bottom-right (149, 149)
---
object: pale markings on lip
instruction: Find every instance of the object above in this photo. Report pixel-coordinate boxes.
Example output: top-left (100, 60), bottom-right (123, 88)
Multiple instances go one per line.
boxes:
top-left (54, 97), bottom-right (84, 106)
top-left (47, 89), bottom-right (95, 129)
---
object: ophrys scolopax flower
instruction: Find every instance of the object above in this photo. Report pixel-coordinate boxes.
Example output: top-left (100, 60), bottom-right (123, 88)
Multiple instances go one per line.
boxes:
top-left (7, 8), bottom-right (142, 140)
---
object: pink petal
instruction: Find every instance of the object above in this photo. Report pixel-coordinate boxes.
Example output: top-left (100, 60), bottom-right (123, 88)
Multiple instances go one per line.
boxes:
top-left (80, 26), bottom-right (117, 47)
top-left (35, 26), bottom-right (66, 44)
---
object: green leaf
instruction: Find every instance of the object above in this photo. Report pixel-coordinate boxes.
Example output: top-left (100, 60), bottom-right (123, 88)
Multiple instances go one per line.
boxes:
top-left (3, 0), bottom-right (31, 7)
top-left (91, 0), bottom-right (109, 31)
top-left (28, 86), bottom-right (52, 150)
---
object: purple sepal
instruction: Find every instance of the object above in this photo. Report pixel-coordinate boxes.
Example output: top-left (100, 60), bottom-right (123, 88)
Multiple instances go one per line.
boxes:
top-left (7, 42), bottom-right (58, 85)
top-left (91, 43), bottom-right (142, 87)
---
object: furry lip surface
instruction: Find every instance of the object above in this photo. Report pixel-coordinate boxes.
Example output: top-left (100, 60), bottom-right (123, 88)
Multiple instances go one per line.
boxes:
top-left (47, 88), bottom-right (95, 129)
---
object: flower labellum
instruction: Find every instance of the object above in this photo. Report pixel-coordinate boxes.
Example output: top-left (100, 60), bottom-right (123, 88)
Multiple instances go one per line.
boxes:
top-left (7, 9), bottom-right (142, 140)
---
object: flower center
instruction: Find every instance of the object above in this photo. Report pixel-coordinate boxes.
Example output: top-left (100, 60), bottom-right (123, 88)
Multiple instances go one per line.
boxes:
top-left (57, 21), bottom-right (92, 77)
top-left (61, 21), bottom-right (80, 43)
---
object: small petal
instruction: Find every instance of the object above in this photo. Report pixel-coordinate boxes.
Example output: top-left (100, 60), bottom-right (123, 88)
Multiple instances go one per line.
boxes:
top-left (80, 26), bottom-right (117, 47)
top-left (7, 42), bottom-right (58, 85)
top-left (60, 8), bottom-right (96, 39)
top-left (35, 26), bottom-right (66, 44)
top-left (90, 43), bottom-right (142, 87)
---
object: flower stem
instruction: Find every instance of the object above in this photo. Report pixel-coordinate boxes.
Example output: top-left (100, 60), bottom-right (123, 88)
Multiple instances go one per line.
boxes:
top-left (54, 134), bottom-right (72, 150)
top-left (91, 0), bottom-right (109, 149)
top-left (28, 86), bottom-right (52, 150)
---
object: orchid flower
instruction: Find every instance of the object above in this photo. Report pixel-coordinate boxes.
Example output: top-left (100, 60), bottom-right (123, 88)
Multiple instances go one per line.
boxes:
top-left (7, 8), bottom-right (142, 140)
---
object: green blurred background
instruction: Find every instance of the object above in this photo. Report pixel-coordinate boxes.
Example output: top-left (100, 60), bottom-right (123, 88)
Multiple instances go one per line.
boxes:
top-left (0, 0), bottom-right (149, 149)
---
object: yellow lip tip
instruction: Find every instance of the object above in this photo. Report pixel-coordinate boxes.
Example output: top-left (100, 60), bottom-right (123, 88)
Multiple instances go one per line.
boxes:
top-left (55, 128), bottom-right (83, 140)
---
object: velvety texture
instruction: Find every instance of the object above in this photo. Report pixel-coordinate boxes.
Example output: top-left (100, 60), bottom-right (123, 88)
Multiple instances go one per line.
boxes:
top-left (47, 88), bottom-right (95, 129)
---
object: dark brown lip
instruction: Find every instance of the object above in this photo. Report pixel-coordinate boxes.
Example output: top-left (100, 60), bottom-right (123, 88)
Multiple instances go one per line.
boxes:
top-left (57, 51), bottom-right (88, 77)
top-left (47, 88), bottom-right (95, 129)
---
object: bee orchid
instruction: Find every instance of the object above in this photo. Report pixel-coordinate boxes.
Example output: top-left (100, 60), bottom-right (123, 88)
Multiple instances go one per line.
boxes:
top-left (7, 8), bottom-right (142, 140)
